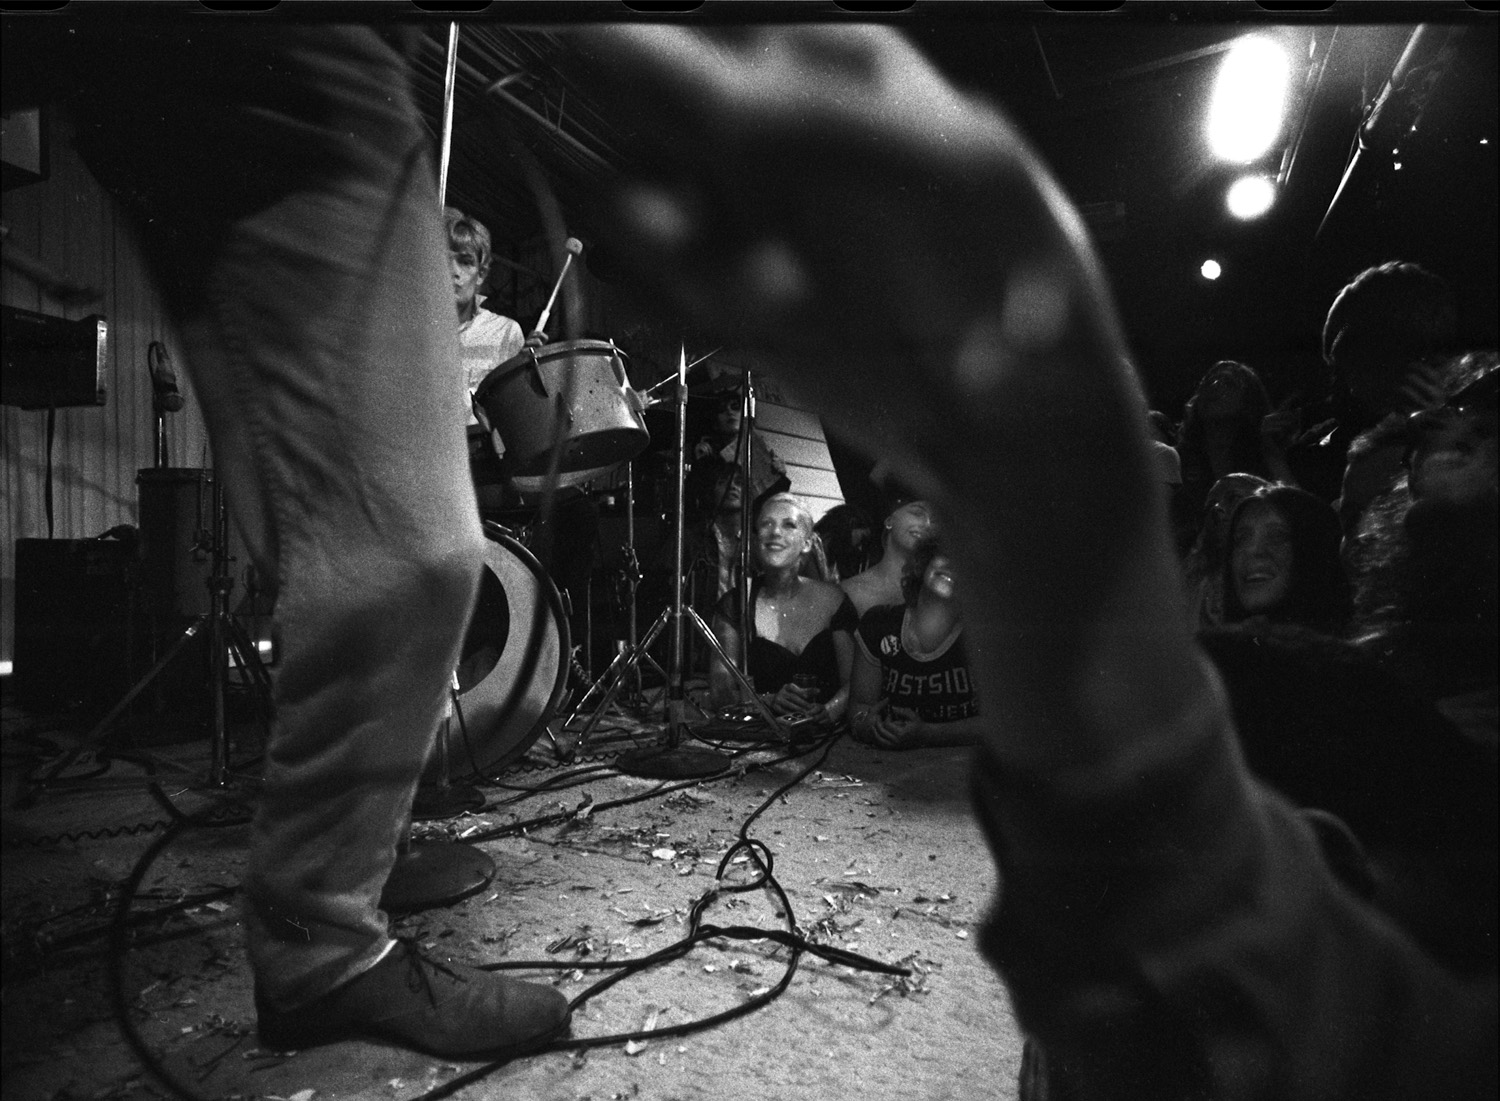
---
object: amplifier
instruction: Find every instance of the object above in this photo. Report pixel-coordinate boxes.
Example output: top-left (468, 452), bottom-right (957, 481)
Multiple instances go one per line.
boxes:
top-left (1, 305), bottom-right (108, 409)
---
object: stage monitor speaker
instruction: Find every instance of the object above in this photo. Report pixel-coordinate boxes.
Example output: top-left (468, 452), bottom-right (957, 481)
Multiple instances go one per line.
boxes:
top-left (1, 305), bottom-right (108, 409)
top-left (13, 537), bottom-right (133, 711)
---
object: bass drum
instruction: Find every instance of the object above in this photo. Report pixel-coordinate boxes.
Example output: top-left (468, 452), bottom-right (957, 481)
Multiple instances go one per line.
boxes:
top-left (439, 523), bottom-right (571, 780)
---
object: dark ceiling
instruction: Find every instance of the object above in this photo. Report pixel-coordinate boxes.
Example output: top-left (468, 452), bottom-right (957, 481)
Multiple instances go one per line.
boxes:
top-left (413, 12), bottom-right (1498, 410)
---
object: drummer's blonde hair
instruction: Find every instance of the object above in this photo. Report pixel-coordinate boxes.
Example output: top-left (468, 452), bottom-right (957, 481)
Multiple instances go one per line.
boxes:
top-left (444, 206), bottom-right (492, 274)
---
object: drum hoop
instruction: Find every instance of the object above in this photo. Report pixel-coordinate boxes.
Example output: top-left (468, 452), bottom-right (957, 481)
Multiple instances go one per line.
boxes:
top-left (453, 522), bottom-right (572, 777)
top-left (482, 518), bottom-right (572, 740)
top-left (480, 338), bottom-right (626, 387)
top-left (531, 338), bottom-right (625, 360)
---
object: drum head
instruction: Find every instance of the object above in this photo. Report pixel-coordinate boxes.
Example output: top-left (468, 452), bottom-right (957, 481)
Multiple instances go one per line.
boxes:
top-left (441, 524), bottom-right (570, 779)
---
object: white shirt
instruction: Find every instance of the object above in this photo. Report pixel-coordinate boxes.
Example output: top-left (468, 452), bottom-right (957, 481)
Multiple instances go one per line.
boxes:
top-left (459, 298), bottom-right (525, 428)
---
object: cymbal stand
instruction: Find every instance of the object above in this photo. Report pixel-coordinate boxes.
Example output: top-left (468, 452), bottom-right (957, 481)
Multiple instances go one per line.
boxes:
top-left (563, 350), bottom-right (779, 774)
top-left (625, 459), bottom-right (642, 701)
top-left (735, 367), bottom-right (757, 671)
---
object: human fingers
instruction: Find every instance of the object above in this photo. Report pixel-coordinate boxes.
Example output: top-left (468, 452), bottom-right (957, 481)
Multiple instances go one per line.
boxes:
top-left (871, 723), bottom-right (915, 751)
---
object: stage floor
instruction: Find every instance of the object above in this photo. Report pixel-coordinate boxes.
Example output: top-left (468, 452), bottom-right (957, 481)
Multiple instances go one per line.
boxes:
top-left (1, 681), bottom-right (1022, 1101)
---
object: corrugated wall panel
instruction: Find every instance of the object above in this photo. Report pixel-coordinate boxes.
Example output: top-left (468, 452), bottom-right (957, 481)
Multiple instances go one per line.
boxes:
top-left (752, 375), bottom-right (843, 522)
top-left (1, 107), bottom-right (209, 670)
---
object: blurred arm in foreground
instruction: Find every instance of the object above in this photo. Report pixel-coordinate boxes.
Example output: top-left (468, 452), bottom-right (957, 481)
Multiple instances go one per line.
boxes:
top-left (577, 25), bottom-right (1496, 1099)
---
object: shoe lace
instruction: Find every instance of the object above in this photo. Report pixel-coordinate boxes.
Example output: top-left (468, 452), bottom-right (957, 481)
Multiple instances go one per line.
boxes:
top-left (398, 938), bottom-right (467, 1004)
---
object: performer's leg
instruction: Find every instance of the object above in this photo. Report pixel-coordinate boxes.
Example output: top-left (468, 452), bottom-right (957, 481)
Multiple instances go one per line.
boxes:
top-left (71, 24), bottom-right (567, 1051)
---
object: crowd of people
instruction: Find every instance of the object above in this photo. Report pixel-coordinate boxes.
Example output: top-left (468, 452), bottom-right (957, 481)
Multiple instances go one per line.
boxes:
top-left (17, 14), bottom-right (1493, 1098)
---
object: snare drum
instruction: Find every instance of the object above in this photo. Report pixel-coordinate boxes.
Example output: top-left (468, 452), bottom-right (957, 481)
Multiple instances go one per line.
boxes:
top-left (436, 523), bottom-right (571, 779)
top-left (474, 339), bottom-right (649, 478)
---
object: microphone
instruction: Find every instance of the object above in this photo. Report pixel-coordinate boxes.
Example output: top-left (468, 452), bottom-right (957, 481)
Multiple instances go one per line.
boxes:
top-left (148, 341), bottom-right (185, 413)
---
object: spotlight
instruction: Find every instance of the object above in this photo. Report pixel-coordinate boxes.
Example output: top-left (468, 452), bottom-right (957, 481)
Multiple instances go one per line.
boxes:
top-left (1200, 259), bottom-right (1223, 281)
top-left (1208, 36), bottom-right (1291, 164)
top-left (1226, 175), bottom-right (1276, 220)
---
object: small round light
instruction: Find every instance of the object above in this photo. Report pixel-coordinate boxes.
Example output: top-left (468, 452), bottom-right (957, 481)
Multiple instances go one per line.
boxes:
top-left (1226, 176), bottom-right (1276, 220)
top-left (1201, 259), bottom-right (1223, 281)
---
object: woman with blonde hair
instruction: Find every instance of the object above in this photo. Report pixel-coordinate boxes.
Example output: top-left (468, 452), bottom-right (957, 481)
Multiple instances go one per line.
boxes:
top-left (710, 493), bottom-right (856, 728)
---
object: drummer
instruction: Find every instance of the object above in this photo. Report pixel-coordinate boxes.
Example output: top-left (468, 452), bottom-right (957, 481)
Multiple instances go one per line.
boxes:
top-left (447, 206), bottom-right (527, 490)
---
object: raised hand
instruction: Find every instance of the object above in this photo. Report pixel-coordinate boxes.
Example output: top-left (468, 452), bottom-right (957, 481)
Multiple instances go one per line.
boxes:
top-left (580, 26), bottom-right (1206, 770)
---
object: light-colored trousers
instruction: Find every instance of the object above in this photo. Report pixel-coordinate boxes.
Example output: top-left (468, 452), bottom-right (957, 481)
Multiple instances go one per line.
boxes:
top-left (74, 25), bottom-right (482, 1009)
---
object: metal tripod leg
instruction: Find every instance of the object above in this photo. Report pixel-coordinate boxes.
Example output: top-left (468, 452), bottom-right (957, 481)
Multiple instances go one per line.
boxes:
top-left (563, 599), bottom-right (781, 759)
top-left (679, 604), bottom-right (782, 730)
top-left (561, 605), bottom-right (671, 754)
top-left (23, 616), bottom-right (210, 801)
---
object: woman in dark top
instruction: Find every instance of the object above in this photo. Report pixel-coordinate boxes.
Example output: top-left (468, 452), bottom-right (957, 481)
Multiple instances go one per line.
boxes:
top-left (850, 538), bottom-right (982, 749)
top-left (711, 492), bottom-right (857, 727)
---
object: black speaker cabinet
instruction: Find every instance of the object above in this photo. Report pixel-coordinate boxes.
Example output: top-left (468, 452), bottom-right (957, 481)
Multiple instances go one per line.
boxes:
top-left (1, 305), bottom-right (108, 409)
top-left (13, 537), bottom-right (134, 711)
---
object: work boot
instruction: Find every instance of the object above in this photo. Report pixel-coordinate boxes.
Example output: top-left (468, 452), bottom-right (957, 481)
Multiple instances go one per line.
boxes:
top-left (256, 939), bottom-right (571, 1057)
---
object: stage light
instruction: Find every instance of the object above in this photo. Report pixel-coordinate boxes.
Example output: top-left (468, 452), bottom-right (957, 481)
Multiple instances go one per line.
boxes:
top-left (1200, 259), bottom-right (1222, 281)
top-left (1226, 175), bottom-right (1276, 219)
top-left (1208, 36), bottom-right (1291, 164)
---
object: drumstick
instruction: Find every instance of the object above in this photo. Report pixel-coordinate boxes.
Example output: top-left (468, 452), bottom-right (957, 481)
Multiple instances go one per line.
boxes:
top-left (530, 237), bottom-right (583, 342)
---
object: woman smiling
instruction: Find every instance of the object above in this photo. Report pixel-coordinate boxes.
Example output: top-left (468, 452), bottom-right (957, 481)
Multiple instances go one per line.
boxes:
top-left (710, 492), bottom-right (857, 730)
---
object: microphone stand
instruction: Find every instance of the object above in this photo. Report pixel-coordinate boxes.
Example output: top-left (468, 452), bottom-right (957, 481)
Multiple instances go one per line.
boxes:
top-left (625, 458), bottom-right (643, 702)
top-left (565, 350), bottom-right (777, 774)
top-left (735, 368), bottom-right (756, 674)
top-left (23, 471), bottom-right (272, 802)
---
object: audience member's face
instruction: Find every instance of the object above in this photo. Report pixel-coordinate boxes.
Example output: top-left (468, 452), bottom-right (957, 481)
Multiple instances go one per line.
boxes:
top-left (887, 501), bottom-right (935, 555)
top-left (1196, 366), bottom-right (1255, 422)
top-left (1202, 475), bottom-right (1267, 552)
top-left (922, 554), bottom-right (956, 602)
top-left (1231, 500), bottom-right (1293, 615)
top-left (1405, 401), bottom-right (1498, 510)
top-left (757, 501), bottom-right (808, 571)
top-left (714, 402), bottom-right (742, 436)
top-left (450, 244), bottom-right (487, 316)
top-left (715, 467), bottom-right (743, 512)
